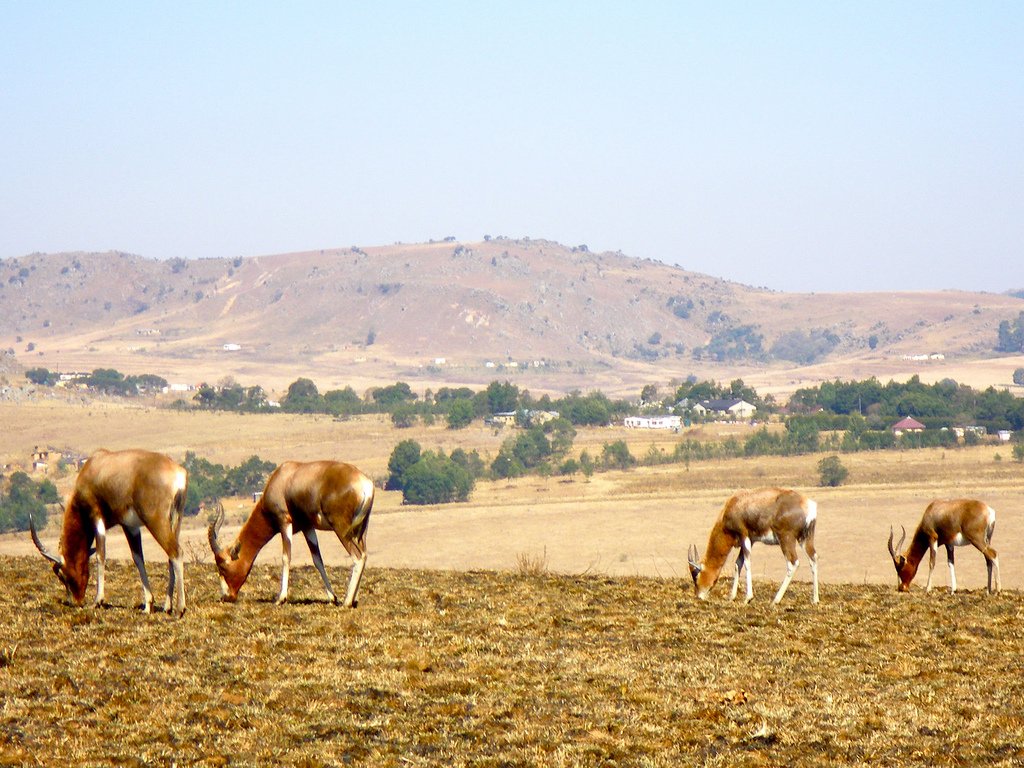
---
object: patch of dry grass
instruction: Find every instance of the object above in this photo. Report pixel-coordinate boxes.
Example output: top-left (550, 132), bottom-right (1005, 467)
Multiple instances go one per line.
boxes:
top-left (2, 557), bottom-right (1023, 766)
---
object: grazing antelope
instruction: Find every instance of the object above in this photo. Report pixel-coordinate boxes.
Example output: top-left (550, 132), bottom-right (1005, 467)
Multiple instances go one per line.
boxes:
top-left (888, 499), bottom-right (1000, 594)
top-left (29, 448), bottom-right (188, 616)
top-left (687, 487), bottom-right (819, 604)
top-left (208, 460), bottom-right (374, 607)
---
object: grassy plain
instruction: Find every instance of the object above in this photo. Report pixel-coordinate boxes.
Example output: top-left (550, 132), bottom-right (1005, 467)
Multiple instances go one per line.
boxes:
top-left (2, 398), bottom-right (1024, 765)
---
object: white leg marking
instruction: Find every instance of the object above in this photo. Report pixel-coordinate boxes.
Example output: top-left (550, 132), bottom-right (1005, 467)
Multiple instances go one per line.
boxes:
top-left (809, 554), bottom-right (819, 604)
top-left (94, 518), bottom-right (107, 607)
top-left (276, 523), bottom-right (293, 604)
top-left (342, 553), bottom-right (367, 608)
top-left (773, 560), bottom-right (799, 605)
top-left (948, 560), bottom-right (957, 594)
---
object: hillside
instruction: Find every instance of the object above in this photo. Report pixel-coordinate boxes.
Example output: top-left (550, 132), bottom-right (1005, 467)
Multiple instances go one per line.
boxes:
top-left (1, 239), bottom-right (1022, 396)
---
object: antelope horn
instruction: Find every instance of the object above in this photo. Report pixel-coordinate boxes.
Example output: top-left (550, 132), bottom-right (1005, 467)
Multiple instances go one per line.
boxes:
top-left (29, 512), bottom-right (63, 566)
top-left (887, 526), bottom-right (896, 558)
top-left (687, 544), bottom-right (702, 570)
top-left (207, 502), bottom-right (226, 555)
top-left (897, 525), bottom-right (907, 554)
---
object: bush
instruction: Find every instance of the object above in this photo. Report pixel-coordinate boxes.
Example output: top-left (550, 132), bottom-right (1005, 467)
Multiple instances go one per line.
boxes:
top-left (817, 455), bottom-right (849, 487)
top-left (386, 440), bottom-right (422, 491)
top-left (401, 452), bottom-right (474, 505)
top-left (0, 472), bottom-right (52, 533)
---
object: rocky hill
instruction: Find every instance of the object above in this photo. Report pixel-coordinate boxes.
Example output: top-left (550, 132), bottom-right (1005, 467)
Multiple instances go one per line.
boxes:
top-left (1, 239), bottom-right (1022, 394)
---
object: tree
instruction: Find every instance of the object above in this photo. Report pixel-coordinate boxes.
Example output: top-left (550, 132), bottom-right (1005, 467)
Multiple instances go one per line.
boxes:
top-left (401, 451), bottom-right (474, 504)
top-left (281, 378), bottom-right (323, 413)
top-left (601, 440), bottom-right (636, 470)
top-left (1014, 368), bottom-right (1024, 386)
top-left (817, 455), bottom-right (849, 487)
top-left (387, 440), bottom-right (422, 491)
top-left (224, 456), bottom-right (276, 497)
top-left (25, 367), bottom-right (57, 386)
top-left (371, 382), bottom-right (417, 409)
top-left (390, 404), bottom-right (418, 428)
top-left (0, 472), bottom-right (51, 533)
top-left (446, 399), bottom-right (475, 429)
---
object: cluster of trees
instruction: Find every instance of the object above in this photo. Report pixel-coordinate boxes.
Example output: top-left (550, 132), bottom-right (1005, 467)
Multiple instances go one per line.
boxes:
top-left (0, 472), bottom-right (59, 533)
top-left (385, 440), bottom-right (481, 504)
top-left (26, 367), bottom-right (167, 396)
top-left (789, 376), bottom-right (1024, 432)
top-left (272, 378), bottom-right (632, 429)
top-left (181, 453), bottom-right (277, 514)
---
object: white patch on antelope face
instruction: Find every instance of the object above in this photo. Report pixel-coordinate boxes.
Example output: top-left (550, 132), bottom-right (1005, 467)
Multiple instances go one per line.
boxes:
top-left (219, 575), bottom-right (229, 597)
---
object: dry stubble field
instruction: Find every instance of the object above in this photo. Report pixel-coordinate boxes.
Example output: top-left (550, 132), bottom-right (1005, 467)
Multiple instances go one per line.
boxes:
top-left (2, 398), bottom-right (1024, 765)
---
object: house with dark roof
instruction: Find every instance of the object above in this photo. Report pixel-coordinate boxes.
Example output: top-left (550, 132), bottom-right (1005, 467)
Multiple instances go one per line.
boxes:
top-left (692, 398), bottom-right (757, 420)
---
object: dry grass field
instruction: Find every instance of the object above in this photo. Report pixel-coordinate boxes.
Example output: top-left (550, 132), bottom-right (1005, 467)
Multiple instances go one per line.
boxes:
top-left (2, 560), bottom-right (1023, 767)
top-left (3, 399), bottom-right (1024, 765)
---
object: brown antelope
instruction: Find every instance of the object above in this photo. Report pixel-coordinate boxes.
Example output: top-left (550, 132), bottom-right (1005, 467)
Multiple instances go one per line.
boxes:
top-left (687, 487), bottom-right (819, 604)
top-left (29, 448), bottom-right (188, 616)
top-left (888, 499), bottom-right (1000, 594)
top-left (208, 460), bottom-right (374, 607)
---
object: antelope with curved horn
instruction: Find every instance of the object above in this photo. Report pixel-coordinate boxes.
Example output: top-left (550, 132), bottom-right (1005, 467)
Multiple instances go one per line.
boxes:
top-left (30, 448), bottom-right (188, 616)
top-left (208, 460), bottom-right (374, 606)
top-left (888, 499), bottom-right (1000, 594)
top-left (687, 487), bottom-right (818, 604)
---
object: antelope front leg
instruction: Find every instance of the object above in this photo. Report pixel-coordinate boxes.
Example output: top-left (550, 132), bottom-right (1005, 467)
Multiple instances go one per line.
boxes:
top-left (925, 543), bottom-right (938, 592)
top-left (729, 549), bottom-right (746, 601)
top-left (276, 523), bottom-right (293, 604)
top-left (93, 518), bottom-right (108, 608)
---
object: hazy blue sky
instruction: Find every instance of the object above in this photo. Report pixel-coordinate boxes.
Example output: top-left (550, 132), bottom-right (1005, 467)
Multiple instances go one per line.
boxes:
top-left (2, 3), bottom-right (1021, 292)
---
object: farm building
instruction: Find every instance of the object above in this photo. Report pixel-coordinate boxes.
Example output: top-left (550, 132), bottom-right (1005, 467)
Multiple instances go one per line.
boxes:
top-left (624, 415), bottom-right (682, 430)
top-left (891, 416), bottom-right (926, 434)
top-left (692, 398), bottom-right (757, 420)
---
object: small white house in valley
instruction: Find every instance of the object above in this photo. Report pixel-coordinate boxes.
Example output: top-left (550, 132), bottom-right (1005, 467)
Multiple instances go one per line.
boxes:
top-left (692, 398), bottom-right (757, 420)
top-left (624, 415), bottom-right (682, 430)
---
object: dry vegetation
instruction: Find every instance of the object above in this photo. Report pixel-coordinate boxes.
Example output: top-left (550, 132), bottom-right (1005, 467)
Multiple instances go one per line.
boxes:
top-left (2, 559), bottom-right (1023, 767)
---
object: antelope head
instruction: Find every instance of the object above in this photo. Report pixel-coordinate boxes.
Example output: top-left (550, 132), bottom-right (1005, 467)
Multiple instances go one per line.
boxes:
top-left (888, 525), bottom-right (912, 592)
top-left (207, 503), bottom-right (242, 602)
top-left (30, 510), bottom-right (90, 606)
top-left (687, 544), bottom-right (709, 598)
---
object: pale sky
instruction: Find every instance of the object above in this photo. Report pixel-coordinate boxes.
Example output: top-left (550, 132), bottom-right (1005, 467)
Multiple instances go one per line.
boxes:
top-left (2, 2), bottom-right (1021, 293)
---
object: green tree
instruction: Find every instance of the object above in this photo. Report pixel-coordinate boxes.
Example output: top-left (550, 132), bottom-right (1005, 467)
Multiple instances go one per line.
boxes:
top-left (25, 367), bottom-right (57, 386)
top-left (0, 472), bottom-right (52, 533)
top-left (601, 440), bottom-right (636, 470)
top-left (387, 440), bottom-right (422, 491)
top-left (281, 378), bottom-right (324, 413)
top-left (224, 456), bottom-right (276, 497)
top-left (1014, 368), bottom-right (1024, 386)
top-left (401, 451), bottom-right (474, 504)
top-left (446, 399), bottom-right (475, 429)
top-left (817, 455), bottom-right (849, 487)
top-left (371, 382), bottom-right (417, 409)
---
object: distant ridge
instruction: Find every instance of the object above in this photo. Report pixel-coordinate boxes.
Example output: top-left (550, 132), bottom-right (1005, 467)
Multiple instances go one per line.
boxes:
top-left (1, 239), bottom-right (1022, 393)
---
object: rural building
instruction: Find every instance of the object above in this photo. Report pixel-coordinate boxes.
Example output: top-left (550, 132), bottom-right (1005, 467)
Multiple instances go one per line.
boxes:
top-left (624, 415), bottom-right (682, 430)
top-left (485, 410), bottom-right (560, 427)
top-left (891, 416), bottom-right (926, 434)
top-left (692, 398), bottom-right (757, 420)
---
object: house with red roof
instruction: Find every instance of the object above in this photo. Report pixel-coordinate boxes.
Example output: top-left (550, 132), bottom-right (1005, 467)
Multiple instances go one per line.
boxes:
top-left (891, 416), bottom-right (926, 434)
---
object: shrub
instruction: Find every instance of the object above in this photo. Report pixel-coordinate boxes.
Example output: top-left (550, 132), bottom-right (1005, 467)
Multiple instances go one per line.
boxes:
top-left (817, 455), bottom-right (849, 487)
top-left (0, 472), bottom-right (52, 533)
